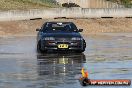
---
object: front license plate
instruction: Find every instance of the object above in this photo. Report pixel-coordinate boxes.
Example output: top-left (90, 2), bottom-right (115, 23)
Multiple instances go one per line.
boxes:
top-left (58, 44), bottom-right (68, 49)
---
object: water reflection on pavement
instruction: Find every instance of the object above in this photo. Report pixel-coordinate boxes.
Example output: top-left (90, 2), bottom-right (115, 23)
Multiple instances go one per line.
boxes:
top-left (37, 53), bottom-right (86, 88)
top-left (0, 35), bottom-right (132, 88)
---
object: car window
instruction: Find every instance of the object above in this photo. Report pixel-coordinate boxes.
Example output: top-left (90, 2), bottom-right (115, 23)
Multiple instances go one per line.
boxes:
top-left (42, 22), bottom-right (78, 33)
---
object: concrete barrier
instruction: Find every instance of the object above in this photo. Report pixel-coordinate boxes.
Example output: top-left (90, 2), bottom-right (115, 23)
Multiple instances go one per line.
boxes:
top-left (0, 8), bottom-right (132, 21)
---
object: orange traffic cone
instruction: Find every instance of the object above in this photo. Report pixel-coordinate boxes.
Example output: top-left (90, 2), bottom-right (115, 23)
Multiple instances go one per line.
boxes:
top-left (80, 68), bottom-right (91, 86)
top-left (81, 67), bottom-right (88, 78)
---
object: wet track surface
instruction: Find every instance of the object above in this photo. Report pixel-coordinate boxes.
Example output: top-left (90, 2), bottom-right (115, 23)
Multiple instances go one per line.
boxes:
top-left (0, 34), bottom-right (132, 88)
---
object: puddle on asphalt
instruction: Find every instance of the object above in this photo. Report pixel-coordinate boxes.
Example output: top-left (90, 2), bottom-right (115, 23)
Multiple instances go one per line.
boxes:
top-left (0, 35), bottom-right (132, 88)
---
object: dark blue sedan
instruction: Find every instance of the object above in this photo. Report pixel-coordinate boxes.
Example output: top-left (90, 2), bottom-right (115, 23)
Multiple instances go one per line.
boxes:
top-left (36, 22), bottom-right (86, 53)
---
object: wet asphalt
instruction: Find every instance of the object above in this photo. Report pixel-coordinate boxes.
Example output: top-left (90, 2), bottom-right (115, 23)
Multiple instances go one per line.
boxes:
top-left (0, 34), bottom-right (132, 88)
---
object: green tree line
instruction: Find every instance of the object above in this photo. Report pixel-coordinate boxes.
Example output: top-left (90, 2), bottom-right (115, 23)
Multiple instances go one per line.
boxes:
top-left (110, 0), bottom-right (132, 7)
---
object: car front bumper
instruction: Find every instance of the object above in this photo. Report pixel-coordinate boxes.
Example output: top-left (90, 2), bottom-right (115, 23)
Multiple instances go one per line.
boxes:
top-left (41, 40), bottom-right (84, 51)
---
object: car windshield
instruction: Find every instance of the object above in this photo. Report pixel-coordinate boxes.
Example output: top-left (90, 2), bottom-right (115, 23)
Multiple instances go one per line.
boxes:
top-left (42, 22), bottom-right (78, 33)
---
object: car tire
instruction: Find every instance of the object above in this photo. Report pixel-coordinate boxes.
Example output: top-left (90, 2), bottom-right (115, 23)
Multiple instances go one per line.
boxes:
top-left (76, 50), bottom-right (84, 53)
top-left (82, 40), bottom-right (86, 52)
top-left (83, 39), bottom-right (86, 49)
top-left (37, 41), bottom-right (47, 53)
top-left (76, 41), bottom-right (86, 53)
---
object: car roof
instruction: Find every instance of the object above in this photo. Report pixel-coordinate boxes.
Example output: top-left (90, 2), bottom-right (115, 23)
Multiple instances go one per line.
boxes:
top-left (45, 22), bottom-right (73, 24)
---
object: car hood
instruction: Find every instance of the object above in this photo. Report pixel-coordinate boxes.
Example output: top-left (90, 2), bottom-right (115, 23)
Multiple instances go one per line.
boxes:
top-left (42, 32), bottom-right (82, 38)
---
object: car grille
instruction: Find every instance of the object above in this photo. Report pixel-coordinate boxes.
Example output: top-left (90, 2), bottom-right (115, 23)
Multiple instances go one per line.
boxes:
top-left (57, 42), bottom-right (70, 44)
top-left (55, 38), bottom-right (71, 41)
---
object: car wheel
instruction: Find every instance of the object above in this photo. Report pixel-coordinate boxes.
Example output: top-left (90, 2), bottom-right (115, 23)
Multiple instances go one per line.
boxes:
top-left (76, 42), bottom-right (86, 53)
top-left (76, 50), bottom-right (84, 53)
top-left (83, 40), bottom-right (86, 49)
top-left (82, 40), bottom-right (86, 52)
top-left (37, 41), bottom-right (47, 53)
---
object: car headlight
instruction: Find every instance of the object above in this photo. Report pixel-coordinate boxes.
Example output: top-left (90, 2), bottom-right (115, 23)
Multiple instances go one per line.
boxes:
top-left (43, 37), bottom-right (55, 40)
top-left (71, 37), bottom-right (83, 40)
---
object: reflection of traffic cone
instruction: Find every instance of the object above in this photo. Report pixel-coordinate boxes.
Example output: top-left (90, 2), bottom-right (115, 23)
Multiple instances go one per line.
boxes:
top-left (80, 68), bottom-right (91, 86)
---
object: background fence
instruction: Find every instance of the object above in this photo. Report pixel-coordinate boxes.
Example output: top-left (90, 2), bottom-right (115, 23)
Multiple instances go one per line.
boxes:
top-left (0, 8), bottom-right (131, 21)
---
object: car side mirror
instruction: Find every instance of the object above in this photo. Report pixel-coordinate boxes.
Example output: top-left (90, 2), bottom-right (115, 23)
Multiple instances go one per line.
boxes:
top-left (78, 29), bottom-right (83, 32)
top-left (36, 28), bottom-right (40, 31)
